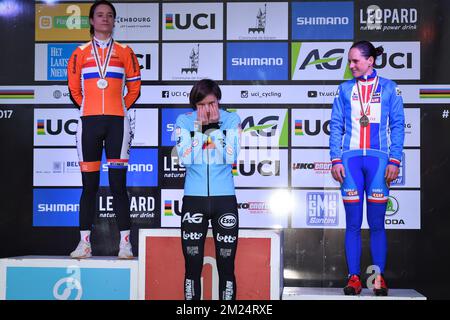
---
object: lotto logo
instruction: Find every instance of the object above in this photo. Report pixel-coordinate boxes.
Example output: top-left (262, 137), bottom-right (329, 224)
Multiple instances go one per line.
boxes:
top-left (183, 231), bottom-right (203, 240)
top-left (216, 233), bottom-right (237, 243)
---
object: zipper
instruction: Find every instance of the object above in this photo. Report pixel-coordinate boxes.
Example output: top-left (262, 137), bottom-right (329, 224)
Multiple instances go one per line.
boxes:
top-left (102, 46), bottom-right (105, 115)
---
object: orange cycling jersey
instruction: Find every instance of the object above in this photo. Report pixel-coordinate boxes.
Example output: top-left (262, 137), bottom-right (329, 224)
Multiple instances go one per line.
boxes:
top-left (67, 38), bottom-right (141, 116)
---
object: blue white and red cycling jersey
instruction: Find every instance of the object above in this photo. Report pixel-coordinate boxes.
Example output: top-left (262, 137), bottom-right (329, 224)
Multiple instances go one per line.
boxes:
top-left (330, 69), bottom-right (405, 170)
top-left (329, 69), bottom-right (405, 275)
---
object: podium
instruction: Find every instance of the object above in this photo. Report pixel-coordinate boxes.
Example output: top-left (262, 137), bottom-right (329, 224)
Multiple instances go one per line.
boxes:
top-left (0, 256), bottom-right (138, 300)
top-left (282, 287), bottom-right (426, 300)
top-left (0, 231), bottom-right (426, 300)
top-left (138, 228), bottom-right (283, 300)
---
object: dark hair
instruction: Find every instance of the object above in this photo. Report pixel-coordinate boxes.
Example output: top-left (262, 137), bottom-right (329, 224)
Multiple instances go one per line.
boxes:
top-left (350, 40), bottom-right (384, 61)
top-left (189, 79), bottom-right (222, 109)
top-left (89, 0), bottom-right (116, 36)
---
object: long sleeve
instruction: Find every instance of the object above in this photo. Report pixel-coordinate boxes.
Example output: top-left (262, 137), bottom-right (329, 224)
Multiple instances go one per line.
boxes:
top-left (67, 47), bottom-right (83, 108)
top-left (224, 113), bottom-right (241, 164)
top-left (329, 84), bottom-right (345, 164)
top-left (388, 84), bottom-right (405, 165)
top-left (123, 46), bottom-right (141, 109)
top-left (175, 115), bottom-right (204, 167)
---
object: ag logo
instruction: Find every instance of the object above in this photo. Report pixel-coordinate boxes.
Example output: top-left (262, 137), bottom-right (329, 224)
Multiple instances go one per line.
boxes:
top-left (218, 213), bottom-right (237, 229)
top-left (182, 212), bottom-right (203, 224)
top-left (241, 115), bottom-right (278, 137)
top-left (300, 49), bottom-right (345, 70)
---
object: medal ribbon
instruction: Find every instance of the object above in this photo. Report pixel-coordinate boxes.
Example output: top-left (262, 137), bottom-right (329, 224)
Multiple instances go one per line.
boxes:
top-left (356, 76), bottom-right (379, 119)
top-left (92, 38), bottom-right (114, 80)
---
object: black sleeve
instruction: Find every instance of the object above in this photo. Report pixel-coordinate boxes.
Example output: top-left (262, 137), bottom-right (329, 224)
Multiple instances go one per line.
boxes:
top-left (201, 122), bottom-right (220, 134)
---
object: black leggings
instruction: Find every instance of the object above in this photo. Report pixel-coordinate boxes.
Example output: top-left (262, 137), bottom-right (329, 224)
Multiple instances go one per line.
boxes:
top-left (76, 115), bottom-right (131, 231)
top-left (181, 195), bottom-right (239, 300)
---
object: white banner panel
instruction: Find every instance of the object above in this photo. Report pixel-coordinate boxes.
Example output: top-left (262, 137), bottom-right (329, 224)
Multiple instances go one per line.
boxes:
top-left (162, 3), bottom-right (223, 40)
top-left (34, 108), bottom-right (79, 146)
top-left (292, 189), bottom-right (421, 229)
top-left (291, 108), bottom-right (331, 147)
top-left (291, 149), bottom-right (420, 188)
top-left (291, 149), bottom-right (340, 188)
top-left (372, 41), bottom-right (421, 80)
top-left (160, 189), bottom-right (184, 227)
top-left (236, 189), bottom-right (288, 228)
top-left (113, 3), bottom-right (159, 41)
top-left (234, 108), bottom-right (288, 147)
top-left (127, 43), bottom-right (159, 81)
top-left (234, 149), bottom-right (288, 187)
top-left (34, 148), bottom-right (81, 187)
top-left (1, 85), bottom-right (447, 104)
top-left (162, 43), bottom-right (223, 81)
top-left (128, 109), bottom-right (159, 147)
top-left (227, 2), bottom-right (288, 40)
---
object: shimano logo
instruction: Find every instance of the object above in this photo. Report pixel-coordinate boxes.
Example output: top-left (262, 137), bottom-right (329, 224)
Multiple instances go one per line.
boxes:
top-left (103, 163), bottom-right (153, 172)
top-left (129, 164), bottom-right (153, 172)
top-left (38, 203), bottom-right (79, 212)
top-left (297, 16), bottom-right (349, 25)
top-left (183, 231), bottom-right (203, 240)
top-left (231, 57), bottom-right (283, 66)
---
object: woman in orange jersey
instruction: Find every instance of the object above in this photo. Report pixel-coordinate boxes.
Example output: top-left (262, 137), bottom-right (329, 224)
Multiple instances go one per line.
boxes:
top-left (67, 0), bottom-right (141, 259)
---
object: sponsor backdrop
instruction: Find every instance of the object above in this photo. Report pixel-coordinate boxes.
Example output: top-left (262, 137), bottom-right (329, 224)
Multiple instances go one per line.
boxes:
top-left (1, 0), bottom-right (450, 299)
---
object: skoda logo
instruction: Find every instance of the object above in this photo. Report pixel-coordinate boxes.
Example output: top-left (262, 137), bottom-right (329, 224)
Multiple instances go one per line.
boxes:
top-left (218, 213), bottom-right (237, 229)
top-left (53, 90), bottom-right (62, 99)
top-left (385, 196), bottom-right (399, 216)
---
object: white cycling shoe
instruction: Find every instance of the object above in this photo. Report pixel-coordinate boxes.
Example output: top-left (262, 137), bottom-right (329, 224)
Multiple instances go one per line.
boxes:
top-left (70, 240), bottom-right (92, 259)
top-left (118, 242), bottom-right (134, 259)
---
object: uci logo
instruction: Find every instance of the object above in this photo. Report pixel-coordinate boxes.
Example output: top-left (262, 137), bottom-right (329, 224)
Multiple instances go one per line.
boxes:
top-left (37, 119), bottom-right (78, 135)
top-left (238, 160), bottom-right (280, 177)
top-left (241, 116), bottom-right (279, 137)
top-left (374, 52), bottom-right (412, 69)
top-left (218, 214), bottom-right (237, 229)
top-left (135, 53), bottom-right (151, 70)
top-left (166, 13), bottom-right (216, 30)
top-left (295, 119), bottom-right (330, 136)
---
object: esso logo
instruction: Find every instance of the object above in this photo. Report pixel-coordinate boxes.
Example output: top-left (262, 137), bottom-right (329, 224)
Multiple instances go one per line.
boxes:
top-left (219, 214), bottom-right (237, 229)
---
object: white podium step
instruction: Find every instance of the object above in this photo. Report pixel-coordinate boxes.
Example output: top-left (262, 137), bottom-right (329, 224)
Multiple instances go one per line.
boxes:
top-left (0, 256), bottom-right (138, 300)
top-left (282, 287), bottom-right (426, 300)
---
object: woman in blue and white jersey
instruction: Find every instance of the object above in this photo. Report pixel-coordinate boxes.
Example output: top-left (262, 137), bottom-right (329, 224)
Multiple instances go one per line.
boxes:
top-left (330, 41), bottom-right (405, 296)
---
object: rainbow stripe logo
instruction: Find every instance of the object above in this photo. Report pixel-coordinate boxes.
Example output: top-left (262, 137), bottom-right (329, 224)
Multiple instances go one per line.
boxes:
top-left (295, 120), bottom-right (304, 135)
top-left (0, 90), bottom-right (34, 99)
top-left (164, 200), bottom-right (173, 216)
top-left (37, 120), bottom-right (45, 135)
top-left (165, 14), bottom-right (174, 29)
top-left (420, 88), bottom-right (450, 99)
top-left (232, 161), bottom-right (238, 176)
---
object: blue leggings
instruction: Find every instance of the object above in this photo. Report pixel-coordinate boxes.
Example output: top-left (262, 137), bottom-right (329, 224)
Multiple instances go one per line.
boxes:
top-left (341, 149), bottom-right (389, 275)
